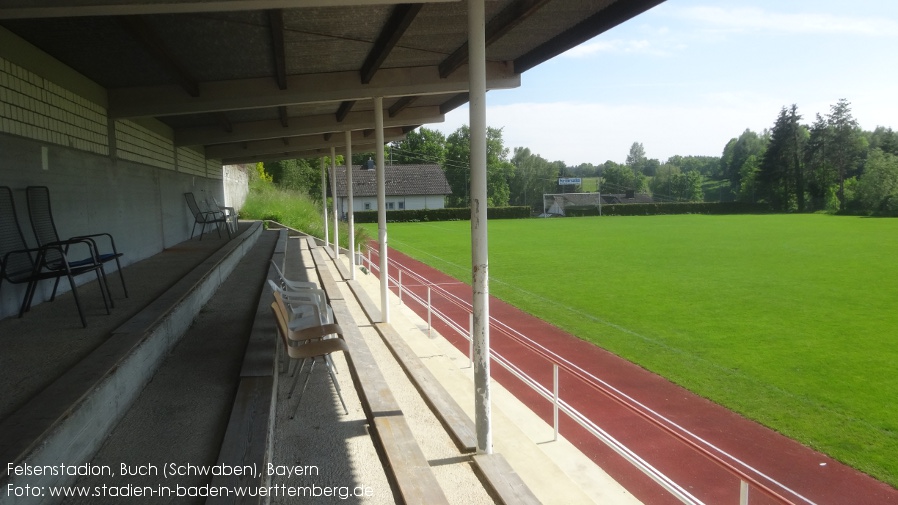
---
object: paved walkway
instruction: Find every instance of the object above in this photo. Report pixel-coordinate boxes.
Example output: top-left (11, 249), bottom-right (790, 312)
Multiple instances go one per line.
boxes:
top-left (367, 246), bottom-right (898, 505)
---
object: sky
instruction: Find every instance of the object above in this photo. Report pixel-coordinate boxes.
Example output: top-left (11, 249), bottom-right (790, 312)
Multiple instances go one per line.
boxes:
top-left (430, 0), bottom-right (898, 167)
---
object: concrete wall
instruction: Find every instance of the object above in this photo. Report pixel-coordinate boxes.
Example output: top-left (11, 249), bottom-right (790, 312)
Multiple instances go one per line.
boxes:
top-left (0, 30), bottom-right (235, 320)
top-left (223, 164), bottom-right (250, 212)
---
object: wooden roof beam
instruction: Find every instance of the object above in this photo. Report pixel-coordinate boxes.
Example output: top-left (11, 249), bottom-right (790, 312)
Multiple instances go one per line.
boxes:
top-left (268, 9), bottom-right (287, 91)
top-left (118, 16), bottom-right (199, 97)
top-left (439, 0), bottom-right (550, 78)
top-left (360, 3), bottom-right (423, 84)
top-left (0, 0), bottom-right (458, 19)
top-left (175, 105), bottom-right (443, 146)
top-left (109, 63), bottom-right (518, 118)
top-left (208, 127), bottom-right (407, 159)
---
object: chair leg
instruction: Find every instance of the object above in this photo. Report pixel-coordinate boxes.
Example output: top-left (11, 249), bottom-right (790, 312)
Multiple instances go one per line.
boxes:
top-left (291, 358), bottom-right (319, 419)
top-left (287, 358), bottom-right (310, 397)
top-left (64, 273), bottom-right (89, 328)
top-left (325, 356), bottom-right (349, 415)
top-left (113, 256), bottom-right (128, 298)
top-left (94, 267), bottom-right (112, 315)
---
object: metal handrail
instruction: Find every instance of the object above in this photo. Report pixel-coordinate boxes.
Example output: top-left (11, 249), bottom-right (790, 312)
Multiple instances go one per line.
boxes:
top-left (359, 245), bottom-right (808, 505)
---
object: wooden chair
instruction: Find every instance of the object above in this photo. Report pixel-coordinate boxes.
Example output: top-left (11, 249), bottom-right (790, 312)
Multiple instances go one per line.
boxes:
top-left (1, 186), bottom-right (110, 327)
top-left (270, 297), bottom-right (349, 418)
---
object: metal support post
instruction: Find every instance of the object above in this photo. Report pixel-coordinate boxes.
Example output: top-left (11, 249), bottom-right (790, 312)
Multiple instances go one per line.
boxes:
top-left (427, 286), bottom-right (432, 337)
top-left (374, 96), bottom-right (389, 323)
top-left (331, 147), bottom-right (339, 259)
top-left (469, 0), bottom-right (491, 455)
top-left (321, 157), bottom-right (329, 246)
top-left (398, 270), bottom-right (403, 304)
top-left (344, 131), bottom-right (355, 280)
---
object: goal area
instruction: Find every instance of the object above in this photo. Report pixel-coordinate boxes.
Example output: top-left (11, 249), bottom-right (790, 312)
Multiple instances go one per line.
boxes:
top-left (542, 193), bottom-right (603, 217)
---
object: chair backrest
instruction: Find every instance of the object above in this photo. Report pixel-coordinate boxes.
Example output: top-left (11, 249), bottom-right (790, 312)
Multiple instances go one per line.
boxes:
top-left (25, 186), bottom-right (64, 265)
top-left (184, 193), bottom-right (204, 220)
top-left (0, 187), bottom-right (36, 280)
top-left (25, 186), bottom-right (62, 246)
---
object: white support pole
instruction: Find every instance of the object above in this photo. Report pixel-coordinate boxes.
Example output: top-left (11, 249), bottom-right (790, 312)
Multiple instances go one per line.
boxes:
top-left (345, 131), bottom-right (355, 280)
top-left (469, 0), bottom-right (491, 456)
top-left (375, 96), bottom-right (389, 323)
top-left (398, 270), bottom-right (403, 305)
top-left (331, 147), bottom-right (339, 259)
top-left (321, 157), bottom-right (329, 246)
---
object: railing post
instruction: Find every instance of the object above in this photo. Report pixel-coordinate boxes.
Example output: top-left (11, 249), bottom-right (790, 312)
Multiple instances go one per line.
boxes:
top-left (553, 363), bottom-right (559, 442)
top-left (367, 248), bottom-right (371, 270)
top-left (740, 480), bottom-right (748, 505)
top-left (427, 286), bottom-right (432, 337)
top-left (399, 270), bottom-right (403, 305)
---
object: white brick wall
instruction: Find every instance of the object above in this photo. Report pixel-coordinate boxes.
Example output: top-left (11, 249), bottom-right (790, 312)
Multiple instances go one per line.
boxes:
top-left (0, 52), bottom-right (225, 176)
top-left (115, 120), bottom-right (175, 170)
top-left (0, 56), bottom-right (108, 155)
top-left (177, 146), bottom-right (207, 176)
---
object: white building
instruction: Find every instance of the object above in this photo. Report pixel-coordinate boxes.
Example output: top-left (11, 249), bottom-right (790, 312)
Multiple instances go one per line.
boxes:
top-left (331, 164), bottom-right (452, 218)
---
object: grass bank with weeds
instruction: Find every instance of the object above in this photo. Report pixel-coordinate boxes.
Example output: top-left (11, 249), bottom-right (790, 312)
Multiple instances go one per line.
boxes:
top-left (239, 177), bottom-right (370, 247)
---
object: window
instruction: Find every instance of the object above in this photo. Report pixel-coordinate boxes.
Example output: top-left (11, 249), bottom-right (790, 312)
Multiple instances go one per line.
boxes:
top-left (398, 201), bottom-right (405, 210)
top-left (364, 203), bottom-right (371, 210)
top-left (387, 202), bottom-right (395, 210)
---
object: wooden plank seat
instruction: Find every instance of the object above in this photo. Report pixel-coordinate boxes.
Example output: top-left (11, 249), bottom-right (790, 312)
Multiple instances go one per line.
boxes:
top-left (302, 231), bottom-right (449, 505)
top-left (472, 453), bottom-right (542, 505)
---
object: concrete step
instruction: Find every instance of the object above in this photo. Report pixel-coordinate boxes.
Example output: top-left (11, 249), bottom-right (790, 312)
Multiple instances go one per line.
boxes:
top-left (61, 230), bottom-right (279, 503)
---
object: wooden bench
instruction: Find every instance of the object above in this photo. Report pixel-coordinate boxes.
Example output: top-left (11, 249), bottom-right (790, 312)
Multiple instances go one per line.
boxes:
top-left (472, 453), bottom-right (542, 505)
top-left (306, 236), bottom-right (450, 505)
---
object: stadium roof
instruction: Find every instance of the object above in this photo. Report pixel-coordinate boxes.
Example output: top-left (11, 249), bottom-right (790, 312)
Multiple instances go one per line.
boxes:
top-left (0, 0), bottom-right (665, 164)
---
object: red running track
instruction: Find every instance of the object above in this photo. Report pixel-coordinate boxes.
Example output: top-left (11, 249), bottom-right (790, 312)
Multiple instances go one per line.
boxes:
top-left (365, 245), bottom-right (898, 505)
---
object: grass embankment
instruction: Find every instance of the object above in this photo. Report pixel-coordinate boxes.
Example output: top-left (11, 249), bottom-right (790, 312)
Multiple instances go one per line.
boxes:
top-left (368, 214), bottom-right (898, 487)
top-left (239, 182), bottom-right (370, 247)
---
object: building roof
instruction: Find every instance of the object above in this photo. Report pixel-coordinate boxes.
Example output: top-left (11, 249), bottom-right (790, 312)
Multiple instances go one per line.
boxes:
top-left (331, 164), bottom-right (451, 198)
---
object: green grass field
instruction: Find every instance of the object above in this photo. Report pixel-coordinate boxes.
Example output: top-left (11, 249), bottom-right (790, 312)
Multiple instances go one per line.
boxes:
top-left (368, 214), bottom-right (898, 487)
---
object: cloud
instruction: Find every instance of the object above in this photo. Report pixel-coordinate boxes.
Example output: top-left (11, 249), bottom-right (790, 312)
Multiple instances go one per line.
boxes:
top-left (562, 39), bottom-right (655, 58)
top-left (673, 6), bottom-right (898, 36)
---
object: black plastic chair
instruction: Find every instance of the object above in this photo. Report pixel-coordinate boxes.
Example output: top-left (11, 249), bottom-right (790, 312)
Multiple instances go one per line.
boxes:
top-left (185, 192), bottom-right (231, 240)
top-left (25, 186), bottom-right (128, 302)
top-left (1, 186), bottom-right (110, 327)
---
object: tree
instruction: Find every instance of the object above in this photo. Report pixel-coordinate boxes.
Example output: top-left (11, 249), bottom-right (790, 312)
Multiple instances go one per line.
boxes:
top-left (389, 127), bottom-right (447, 166)
top-left (508, 147), bottom-right (561, 211)
top-left (444, 125), bottom-right (515, 207)
top-left (626, 142), bottom-right (647, 174)
top-left (856, 149), bottom-right (898, 214)
top-left (264, 158), bottom-right (322, 198)
top-left (721, 129), bottom-right (767, 192)
top-left (827, 99), bottom-right (865, 210)
top-left (867, 126), bottom-right (898, 157)
top-left (804, 114), bottom-right (837, 211)
top-left (758, 105), bottom-right (804, 211)
top-left (601, 163), bottom-right (636, 194)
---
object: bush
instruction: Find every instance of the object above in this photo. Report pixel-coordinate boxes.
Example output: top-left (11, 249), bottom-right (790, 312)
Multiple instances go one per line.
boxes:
top-left (562, 202), bottom-right (771, 217)
top-left (353, 206), bottom-right (531, 223)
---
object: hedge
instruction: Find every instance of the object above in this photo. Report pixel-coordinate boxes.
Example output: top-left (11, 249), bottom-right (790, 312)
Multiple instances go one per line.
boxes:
top-left (563, 201), bottom-right (772, 217)
top-left (353, 206), bottom-right (531, 223)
